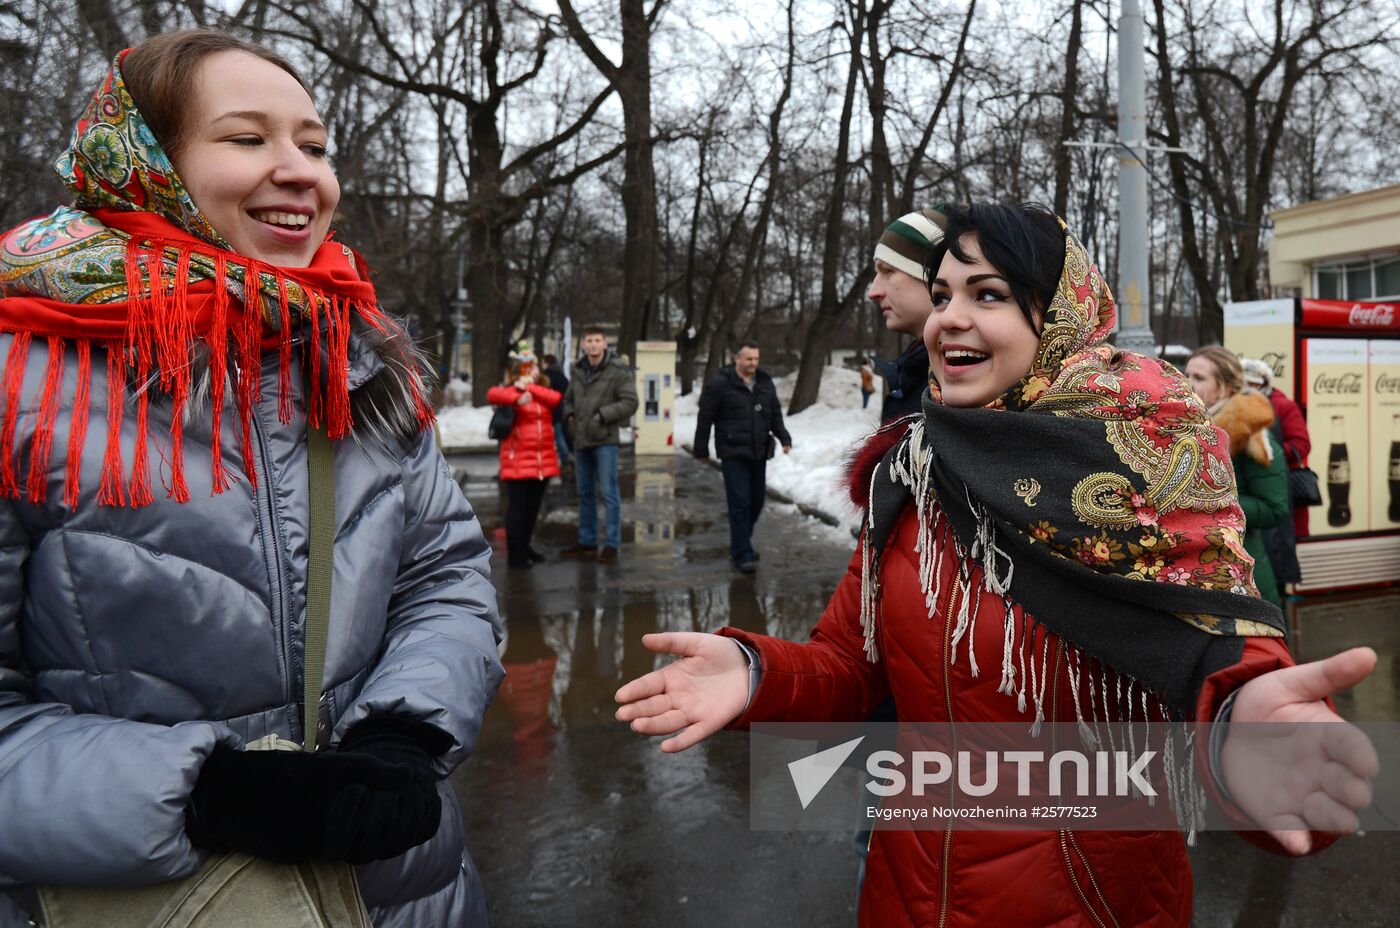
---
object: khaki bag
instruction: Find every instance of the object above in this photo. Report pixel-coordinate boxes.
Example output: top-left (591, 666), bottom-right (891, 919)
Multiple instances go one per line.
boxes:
top-left (35, 427), bottom-right (370, 928)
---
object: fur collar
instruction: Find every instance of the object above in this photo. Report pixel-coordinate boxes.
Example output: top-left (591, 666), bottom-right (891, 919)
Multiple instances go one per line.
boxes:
top-left (846, 416), bottom-right (915, 508)
top-left (1211, 390), bottom-right (1275, 466)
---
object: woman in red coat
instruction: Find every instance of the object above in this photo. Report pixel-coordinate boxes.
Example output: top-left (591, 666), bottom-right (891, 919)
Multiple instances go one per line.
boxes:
top-left (487, 351), bottom-right (561, 568)
top-left (615, 204), bottom-right (1377, 926)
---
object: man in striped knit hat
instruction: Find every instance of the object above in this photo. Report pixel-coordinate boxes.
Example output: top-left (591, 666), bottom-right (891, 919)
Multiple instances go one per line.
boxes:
top-left (868, 208), bottom-right (946, 423)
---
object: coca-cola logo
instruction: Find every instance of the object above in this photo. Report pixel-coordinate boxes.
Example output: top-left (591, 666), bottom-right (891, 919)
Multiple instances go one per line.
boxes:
top-left (1314, 372), bottom-right (1363, 394)
top-left (1349, 303), bottom-right (1396, 326)
top-left (1377, 372), bottom-right (1400, 395)
top-left (1261, 351), bottom-right (1286, 379)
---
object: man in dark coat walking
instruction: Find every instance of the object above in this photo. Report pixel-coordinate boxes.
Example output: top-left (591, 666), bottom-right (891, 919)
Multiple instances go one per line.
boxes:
top-left (694, 342), bottom-right (792, 573)
top-left (867, 208), bottom-right (945, 423)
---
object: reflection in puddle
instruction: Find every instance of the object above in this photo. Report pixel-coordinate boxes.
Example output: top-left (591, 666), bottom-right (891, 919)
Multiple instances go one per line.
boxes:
top-left (485, 583), bottom-right (835, 752)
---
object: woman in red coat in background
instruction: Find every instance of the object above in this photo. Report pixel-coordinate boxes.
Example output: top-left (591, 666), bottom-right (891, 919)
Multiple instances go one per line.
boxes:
top-left (1242, 357), bottom-right (1314, 538)
top-left (614, 204), bottom-right (1377, 927)
top-left (488, 348), bottom-right (561, 568)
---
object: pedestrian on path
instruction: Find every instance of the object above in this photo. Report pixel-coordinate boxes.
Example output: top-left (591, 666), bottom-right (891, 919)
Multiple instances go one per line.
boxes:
top-left (617, 202), bottom-right (1376, 928)
top-left (561, 326), bottom-right (637, 563)
top-left (693, 341), bottom-right (792, 572)
top-left (0, 30), bottom-right (503, 927)
top-left (542, 352), bottom-right (572, 469)
top-left (488, 346), bottom-right (562, 568)
top-left (868, 208), bottom-right (946, 423)
top-left (859, 362), bottom-right (875, 408)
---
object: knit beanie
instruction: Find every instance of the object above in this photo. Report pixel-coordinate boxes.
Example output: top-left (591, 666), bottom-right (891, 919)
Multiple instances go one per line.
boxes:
top-left (873, 208), bottom-right (948, 282)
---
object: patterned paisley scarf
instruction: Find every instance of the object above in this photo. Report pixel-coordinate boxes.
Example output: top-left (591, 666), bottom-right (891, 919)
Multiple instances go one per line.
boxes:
top-left (0, 52), bottom-right (433, 508)
top-left (859, 225), bottom-right (1285, 727)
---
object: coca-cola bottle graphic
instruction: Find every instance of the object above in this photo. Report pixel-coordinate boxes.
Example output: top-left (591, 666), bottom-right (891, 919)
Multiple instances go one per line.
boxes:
top-left (1327, 415), bottom-right (1351, 528)
top-left (1388, 413), bottom-right (1400, 523)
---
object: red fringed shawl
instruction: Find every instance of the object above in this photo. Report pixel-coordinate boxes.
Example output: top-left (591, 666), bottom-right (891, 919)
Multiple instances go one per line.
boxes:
top-left (0, 208), bottom-right (433, 508)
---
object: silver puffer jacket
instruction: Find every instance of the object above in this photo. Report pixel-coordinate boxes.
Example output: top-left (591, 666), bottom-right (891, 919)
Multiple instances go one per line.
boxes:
top-left (0, 323), bottom-right (504, 927)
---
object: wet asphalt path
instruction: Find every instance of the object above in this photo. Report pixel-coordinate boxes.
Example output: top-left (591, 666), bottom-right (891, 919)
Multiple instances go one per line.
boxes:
top-left (445, 449), bottom-right (1400, 928)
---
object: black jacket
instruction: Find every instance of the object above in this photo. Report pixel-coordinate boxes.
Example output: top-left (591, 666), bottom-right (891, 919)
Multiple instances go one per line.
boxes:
top-left (543, 365), bottom-right (569, 396)
top-left (872, 340), bottom-right (930, 423)
top-left (694, 366), bottom-right (792, 461)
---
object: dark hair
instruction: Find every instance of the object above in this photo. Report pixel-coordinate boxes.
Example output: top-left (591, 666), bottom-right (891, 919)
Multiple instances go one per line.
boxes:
top-left (542, 354), bottom-right (558, 366)
top-left (121, 30), bottom-right (310, 160)
top-left (925, 202), bottom-right (1066, 332)
top-left (735, 340), bottom-right (760, 355)
top-left (581, 325), bottom-right (607, 339)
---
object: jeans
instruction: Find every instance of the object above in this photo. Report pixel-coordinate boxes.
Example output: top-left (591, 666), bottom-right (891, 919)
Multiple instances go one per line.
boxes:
top-left (720, 457), bottom-right (766, 563)
top-left (575, 444), bottom-right (621, 548)
top-left (553, 419), bottom-right (571, 467)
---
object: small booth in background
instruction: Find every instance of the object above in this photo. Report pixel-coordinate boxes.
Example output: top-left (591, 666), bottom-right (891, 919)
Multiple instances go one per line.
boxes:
top-left (1238, 181), bottom-right (1400, 594)
top-left (633, 341), bottom-right (677, 455)
top-left (1225, 297), bottom-right (1400, 592)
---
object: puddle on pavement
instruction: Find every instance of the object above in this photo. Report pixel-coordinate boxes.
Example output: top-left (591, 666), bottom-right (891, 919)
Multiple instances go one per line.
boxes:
top-left (480, 583), bottom-right (835, 752)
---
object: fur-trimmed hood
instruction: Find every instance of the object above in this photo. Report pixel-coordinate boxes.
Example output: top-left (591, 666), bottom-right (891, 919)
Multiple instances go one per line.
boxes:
top-left (846, 416), bottom-right (914, 508)
top-left (1211, 390), bottom-right (1275, 466)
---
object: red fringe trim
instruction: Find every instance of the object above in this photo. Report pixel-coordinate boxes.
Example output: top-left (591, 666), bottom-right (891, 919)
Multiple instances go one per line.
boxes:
top-left (276, 274), bottom-right (293, 425)
top-left (97, 344), bottom-right (126, 507)
top-left (2, 238), bottom-right (424, 507)
top-left (65, 340), bottom-right (92, 508)
top-left (209, 253), bottom-right (230, 493)
top-left (0, 332), bottom-right (32, 497)
top-left (26, 337), bottom-right (65, 502)
top-left (326, 297), bottom-right (352, 438)
top-left (307, 294), bottom-right (323, 428)
top-left (236, 260), bottom-right (264, 489)
top-left (127, 245), bottom-right (154, 508)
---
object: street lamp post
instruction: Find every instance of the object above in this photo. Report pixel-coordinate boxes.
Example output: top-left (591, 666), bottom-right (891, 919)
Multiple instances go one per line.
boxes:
top-left (1115, 0), bottom-right (1156, 355)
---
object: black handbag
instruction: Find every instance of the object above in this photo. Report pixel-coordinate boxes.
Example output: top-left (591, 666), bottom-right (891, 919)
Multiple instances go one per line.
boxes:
top-left (1288, 467), bottom-right (1323, 507)
top-left (488, 404), bottom-right (516, 441)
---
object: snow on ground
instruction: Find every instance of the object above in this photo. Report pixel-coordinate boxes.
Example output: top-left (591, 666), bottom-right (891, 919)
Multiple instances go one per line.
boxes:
top-left (676, 365), bottom-right (881, 535)
top-left (436, 403), bottom-right (496, 451)
top-left (439, 364), bottom-right (885, 534)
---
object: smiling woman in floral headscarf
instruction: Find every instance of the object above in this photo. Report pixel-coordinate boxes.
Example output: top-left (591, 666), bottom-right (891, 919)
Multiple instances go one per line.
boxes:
top-left (0, 30), bottom-right (501, 928)
top-left (613, 202), bottom-right (1378, 928)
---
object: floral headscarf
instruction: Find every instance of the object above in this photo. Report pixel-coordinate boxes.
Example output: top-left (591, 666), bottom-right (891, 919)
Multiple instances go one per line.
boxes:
top-left (861, 221), bottom-right (1283, 721)
top-left (0, 52), bottom-right (432, 508)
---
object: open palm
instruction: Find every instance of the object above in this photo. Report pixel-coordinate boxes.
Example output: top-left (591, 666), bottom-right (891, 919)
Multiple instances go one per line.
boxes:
top-left (1222, 647), bottom-right (1379, 854)
top-left (615, 632), bottom-right (749, 752)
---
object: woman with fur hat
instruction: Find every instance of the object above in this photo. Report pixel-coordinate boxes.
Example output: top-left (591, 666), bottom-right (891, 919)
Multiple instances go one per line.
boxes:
top-left (1186, 347), bottom-right (1290, 607)
top-left (0, 30), bottom-right (502, 927)
top-left (615, 203), bottom-right (1376, 927)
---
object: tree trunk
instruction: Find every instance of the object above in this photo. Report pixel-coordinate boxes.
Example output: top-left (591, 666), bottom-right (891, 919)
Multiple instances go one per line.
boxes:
top-left (615, 0), bottom-right (659, 361)
top-left (1150, 0), bottom-right (1221, 343)
top-left (789, 12), bottom-right (863, 415)
top-left (1052, 0), bottom-right (1083, 218)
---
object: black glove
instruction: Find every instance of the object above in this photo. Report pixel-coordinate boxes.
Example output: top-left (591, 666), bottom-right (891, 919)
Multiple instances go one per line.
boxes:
top-left (187, 718), bottom-right (450, 865)
top-left (337, 715), bottom-right (454, 777)
top-left (593, 411), bottom-right (606, 426)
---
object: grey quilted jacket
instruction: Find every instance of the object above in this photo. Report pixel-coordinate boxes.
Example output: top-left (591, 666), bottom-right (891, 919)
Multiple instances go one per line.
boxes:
top-left (0, 324), bottom-right (504, 927)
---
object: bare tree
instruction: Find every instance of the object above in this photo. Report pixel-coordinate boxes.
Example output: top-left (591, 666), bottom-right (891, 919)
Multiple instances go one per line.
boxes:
top-left (558, 0), bottom-right (667, 361)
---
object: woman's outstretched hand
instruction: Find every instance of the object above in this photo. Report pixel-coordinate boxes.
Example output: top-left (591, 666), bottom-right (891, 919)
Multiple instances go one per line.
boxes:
top-left (1222, 647), bottom-right (1379, 855)
top-left (615, 632), bottom-right (749, 752)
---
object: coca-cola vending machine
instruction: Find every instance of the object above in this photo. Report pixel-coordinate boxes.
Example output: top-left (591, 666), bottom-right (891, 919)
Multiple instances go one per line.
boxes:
top-left (1225, 298), bottom-right (1400, 592)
